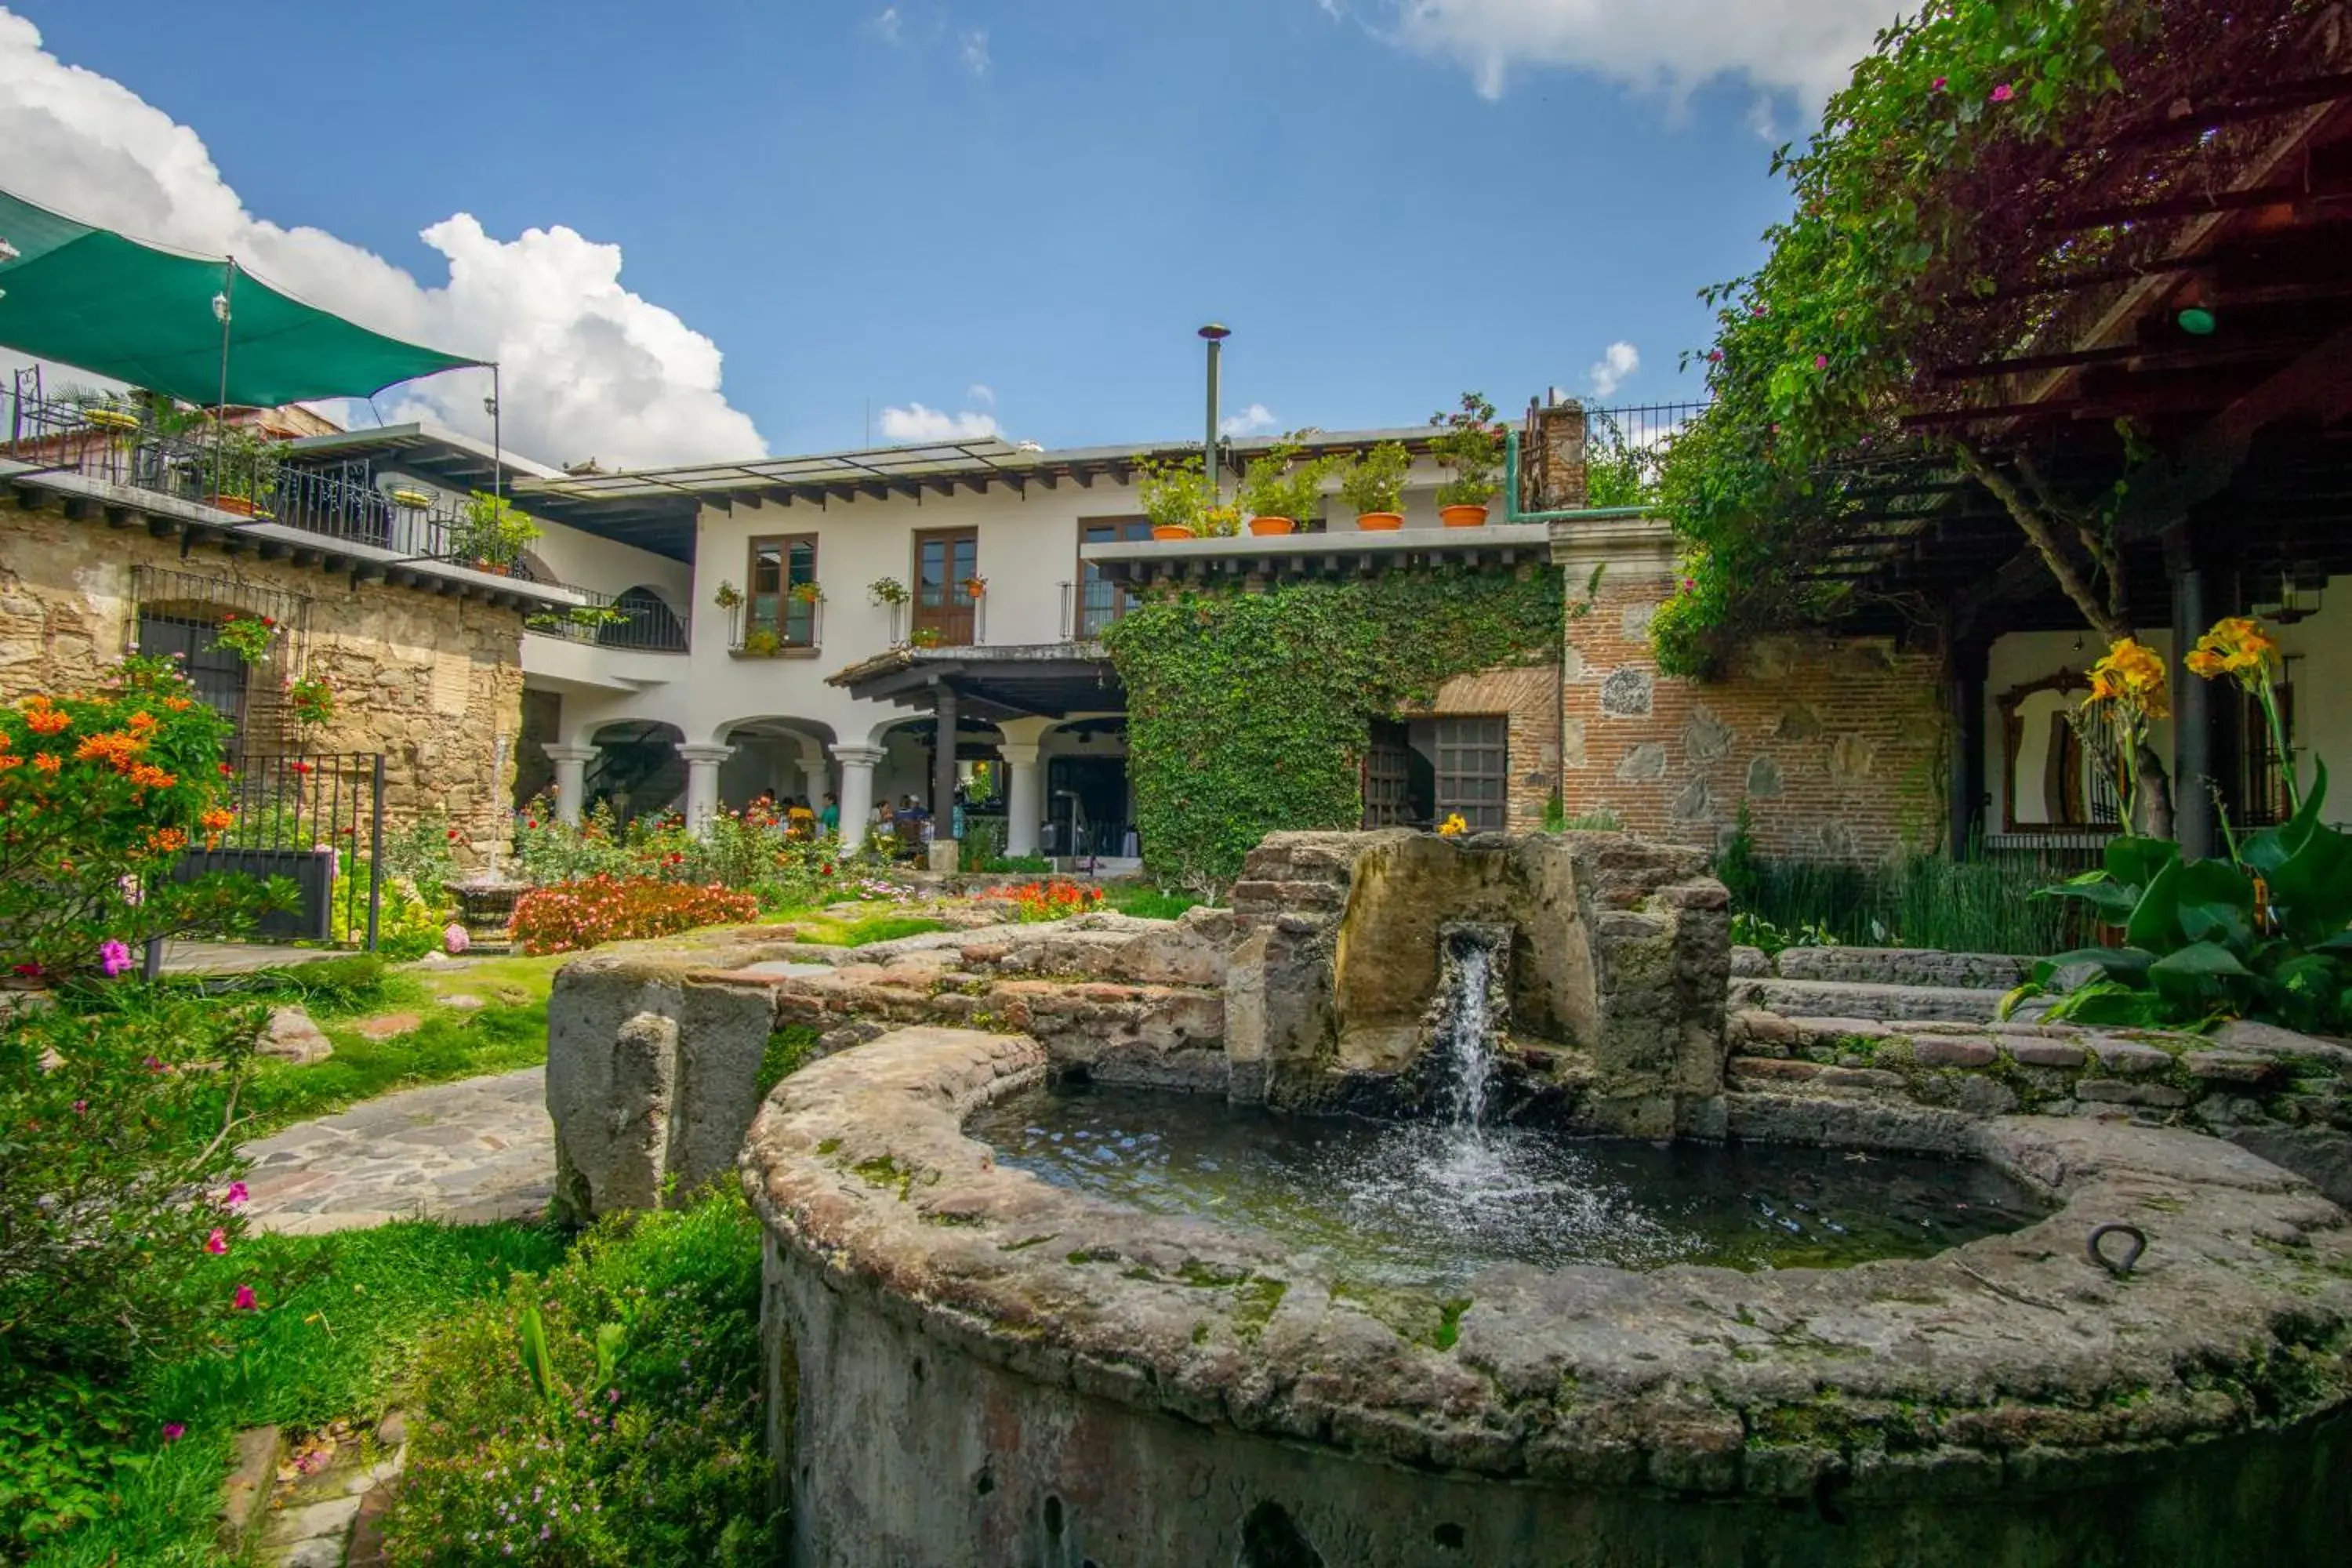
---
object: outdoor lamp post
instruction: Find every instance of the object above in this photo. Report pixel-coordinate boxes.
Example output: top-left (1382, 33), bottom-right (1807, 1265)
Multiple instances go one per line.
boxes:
top-left (1198, 322), bottom-right (1229, 498)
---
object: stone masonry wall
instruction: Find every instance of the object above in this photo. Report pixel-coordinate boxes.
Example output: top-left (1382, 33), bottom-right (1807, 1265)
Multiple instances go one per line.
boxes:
top-left (0, 507), bottom-right (526, 867)
top-left (1560, 564), bottom-right (1947, 863)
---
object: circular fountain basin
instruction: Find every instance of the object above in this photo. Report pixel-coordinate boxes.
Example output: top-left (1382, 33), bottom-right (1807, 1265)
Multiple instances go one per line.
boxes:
top-left (742, 1028), bottom-right (2352, 1568)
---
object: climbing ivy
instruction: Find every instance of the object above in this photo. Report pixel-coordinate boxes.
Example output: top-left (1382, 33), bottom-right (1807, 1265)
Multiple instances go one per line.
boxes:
top-left (1104, 569), bottom-right (1564, 890)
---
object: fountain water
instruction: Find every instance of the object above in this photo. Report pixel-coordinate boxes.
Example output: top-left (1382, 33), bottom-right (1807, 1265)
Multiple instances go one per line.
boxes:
top-left (1430, 922), bottom-right (1509, 1128)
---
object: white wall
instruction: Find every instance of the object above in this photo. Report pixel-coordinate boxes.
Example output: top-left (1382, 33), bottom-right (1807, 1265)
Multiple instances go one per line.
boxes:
top-left (1983, 583), bottom-right (2351, 833)
top-left (546, 456), bottom-right (1479, 758)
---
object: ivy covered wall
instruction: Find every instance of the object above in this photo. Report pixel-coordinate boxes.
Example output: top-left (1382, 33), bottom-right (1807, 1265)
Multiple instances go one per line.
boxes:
top-left (1102, 568), bottom-right (1564, 888)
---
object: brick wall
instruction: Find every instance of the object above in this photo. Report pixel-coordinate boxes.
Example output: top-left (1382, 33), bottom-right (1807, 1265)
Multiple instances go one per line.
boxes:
top-left (1551, 524), bottom-right (1948, 863)
top-left (0, 506), bottom-right (527, 867)
top-left (1404, 663), bottom-right (1562, 833)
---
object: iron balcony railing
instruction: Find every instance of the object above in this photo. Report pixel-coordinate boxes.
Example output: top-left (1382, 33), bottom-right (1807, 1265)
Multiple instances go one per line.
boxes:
top-left (1058, 579), bottom-right (1127, 641)
top-left (4, 386), bottom-right (526, 572)
top-left (524, 588), bottom-right (691, 653)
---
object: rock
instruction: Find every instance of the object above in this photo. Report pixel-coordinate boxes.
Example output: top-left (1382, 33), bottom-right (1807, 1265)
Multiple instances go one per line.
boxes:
top-left (351, 1012), bottom-right (420, 1040)
top-left (1729, 946), bottom-right (1771, 978)
top-left (2087, 1039), bottom-right (2175, 1076)
top-left (1744, 754), bottom-right (1784, 798)
top-left (2185, 1051), bottom-right (2278, 1085)
top-left (1913, 1036), bottom-right (1998, 1069)
top-left (218, 1425), bottom-right (280, 1542)
top-left (1955, 1076), bottom-right (2020, 1116)
top-left (437, 993), bottom-right (486, 1010)
top-left (1599, 667), bottom-right (1653, 718)
top-left (1682, 707), bottom-right (1734, 765)
top-left (261, 1007), bottom-right (334, 1065)
top-left (2074, 1078), bottom-right (2190, 1109)
top-left (2008, 1040), bottom-right (2086, 1068)
top-left (1615, 743), bottom-right (1668, 782)
top-left (2212, 1018), bottom-right (2352, 1070)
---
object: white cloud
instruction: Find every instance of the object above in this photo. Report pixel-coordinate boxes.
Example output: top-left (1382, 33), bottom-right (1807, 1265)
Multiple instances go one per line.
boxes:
top-left (1391, 0), bottom-right (1890, 105)
top-left (873, 7), bottom-right (902, 44)
top-left (965, 382), bottom-right (995, 406)
top-left (960, 29), bottom-right (991, 76)
top-left (1587, 340), bottom-right (1639, 397)
top-left (0, 8), bottom-right (764, 471)
top-left (1218, 403), bottom-right (1279, 437)
top-left (877, 401), bottom-right (1002, 442)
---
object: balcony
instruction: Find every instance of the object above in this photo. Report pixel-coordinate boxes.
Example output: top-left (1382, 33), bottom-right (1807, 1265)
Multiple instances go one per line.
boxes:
top-left (524, 586), bottom-right (690, 653)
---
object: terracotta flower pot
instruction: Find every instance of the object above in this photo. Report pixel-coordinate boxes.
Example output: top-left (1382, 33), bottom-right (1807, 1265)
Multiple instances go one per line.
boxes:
top-left (1355, 512), bottom-right (1405, 532)
top-left (1151, 525), bottom-right (1192, 541)
top-left (1439, 504), bottom-right (1490, 528)
top-left (213, 495), bottom-right (257, 518)
top-left (1247, 516), bottom-right (1296, 535)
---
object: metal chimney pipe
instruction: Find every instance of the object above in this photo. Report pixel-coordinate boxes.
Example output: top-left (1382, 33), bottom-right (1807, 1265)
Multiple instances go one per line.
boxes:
top-left (1198, 322), bottom-right (1230, 496)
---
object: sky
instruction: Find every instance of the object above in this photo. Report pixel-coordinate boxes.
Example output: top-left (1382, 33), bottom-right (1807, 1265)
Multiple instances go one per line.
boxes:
top-left (0, 1), bottom-right (1896, 470)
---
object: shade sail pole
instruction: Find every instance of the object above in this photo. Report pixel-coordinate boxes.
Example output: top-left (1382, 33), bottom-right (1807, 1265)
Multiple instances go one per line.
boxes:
top-left (209, 257), bottom-right (236, 506)
top-left (491, 362), bottom-right (503, 506)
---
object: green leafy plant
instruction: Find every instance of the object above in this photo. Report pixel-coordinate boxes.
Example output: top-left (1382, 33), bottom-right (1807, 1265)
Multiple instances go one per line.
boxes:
top-left (198, 421), bottom-right (286, 511)
top-left (711, 579), bottom-right (744, 610)
top-left (1105, 568), bottom-right (1562, 891)
top-left (385, 1192), bottom-right (782, 1566)
top-left (740, 627), bottom-right (782, 656)
top-left (282, 671), bottom-right (335, 731)
top-left (1428, 391), bottom-right (1502, 509)
top-left (790, 579), bottom-right (826, 605)
top-left (448, 491), bottom-right (543, 572)
top-left (866, 575), bottom-right (909, 606)
top-left (1237, 441), bottom-right (1333, 525)
top-left (1338, 440), bottom-right (1411, 517)
top-left (212, 610), bottom-right (280, 665)
top-left (1134, 452), bottom-right (1216, 535)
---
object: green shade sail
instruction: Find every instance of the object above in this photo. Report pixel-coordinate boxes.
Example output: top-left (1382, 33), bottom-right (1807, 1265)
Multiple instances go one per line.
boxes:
top-left (0, 187), bottom-right (482, 408)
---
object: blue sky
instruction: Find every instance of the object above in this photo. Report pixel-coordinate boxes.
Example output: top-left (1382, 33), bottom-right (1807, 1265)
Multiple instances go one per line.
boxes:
top-left (3, 2), bottom-right (1889, 466)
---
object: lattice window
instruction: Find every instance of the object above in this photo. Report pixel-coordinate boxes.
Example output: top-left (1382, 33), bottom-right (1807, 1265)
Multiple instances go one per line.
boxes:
top-left (1435, 717), bottom-right (1509, 831)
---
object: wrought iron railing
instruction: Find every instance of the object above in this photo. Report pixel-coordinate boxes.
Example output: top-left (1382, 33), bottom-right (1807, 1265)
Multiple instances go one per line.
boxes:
top-left (3, 383), bottom-right (524, 572)
top-left (171, 750), bottom-right (387, 948)
top-left (1059, 579), bottom-right (1125, 641)
top-left (526, 588), bottom-right (691, 652)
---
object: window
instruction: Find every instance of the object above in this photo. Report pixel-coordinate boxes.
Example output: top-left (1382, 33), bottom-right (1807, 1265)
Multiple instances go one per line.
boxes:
top-left (913, 528), bottom-right (979, 646)
top-left (136, 612), bottom-right (248, 736)
top-left (747, 535), bottom-right (818, 648)
top-left (1434, 717), bottom-right (1509, 831)
top-left (1076, 517), bottom-right (1153, 637)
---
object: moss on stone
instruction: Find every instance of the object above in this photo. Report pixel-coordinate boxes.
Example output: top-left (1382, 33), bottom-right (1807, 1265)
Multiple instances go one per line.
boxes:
top-left (851, 1154), bottom-right (918, 1200)
top-left (998, 1232), bottom-right (1058, 1252)
top-left (1232, 1276), bottom-right (1288, 1343)
top-left (1432, 1297), bottom-right (1472, 1352)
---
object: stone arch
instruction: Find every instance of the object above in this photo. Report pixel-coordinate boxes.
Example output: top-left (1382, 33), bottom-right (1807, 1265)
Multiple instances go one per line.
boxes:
top-left (717, 716), bottom-right (840, 811)
top-left (575, 717), bottom-right (684, 826)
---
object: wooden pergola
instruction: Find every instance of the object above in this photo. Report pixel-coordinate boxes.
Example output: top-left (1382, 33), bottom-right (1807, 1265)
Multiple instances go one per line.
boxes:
top-left (1789, 22), bottom-right (2352, 862)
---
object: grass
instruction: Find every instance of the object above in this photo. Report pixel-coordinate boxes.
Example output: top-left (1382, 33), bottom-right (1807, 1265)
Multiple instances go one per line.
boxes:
top-left (1103, 887), bottom-right (1204, 920)
top-left (780, 913), bottom-right (949, 947)
top-left (1726, 853), bottom-right (2078, 956)
top-left (28, 1220), bottom-right (566, 1568)
top-left (757, 1025), bottom-right (823, 1095)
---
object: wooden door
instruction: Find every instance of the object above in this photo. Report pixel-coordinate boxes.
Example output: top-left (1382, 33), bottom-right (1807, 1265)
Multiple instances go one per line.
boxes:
top-left (913, 528), bottom-right (978, 646)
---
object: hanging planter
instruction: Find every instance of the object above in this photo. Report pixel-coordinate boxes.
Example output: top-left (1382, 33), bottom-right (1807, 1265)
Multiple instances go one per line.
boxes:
top-left (790, 581), bottom-right (826, 605)
top-left (81, 405), bottom-right (142, 434)
top-left (390, 488), bottom-right (434, 510)
top-left (961, 575), bottom-right (988, 601)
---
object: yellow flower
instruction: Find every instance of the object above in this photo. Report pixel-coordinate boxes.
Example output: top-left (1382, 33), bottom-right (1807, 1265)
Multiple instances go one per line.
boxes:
top-left (2186, 615), bottom-right (2278, 686)
top-left (2087, 637), bottom-right (2169, 720)
top-left (1436, 813), bottom-right (1468, 837)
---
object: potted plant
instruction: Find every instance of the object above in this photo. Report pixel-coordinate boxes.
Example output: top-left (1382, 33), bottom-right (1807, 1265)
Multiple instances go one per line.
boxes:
top-left (1429, 390), bottom-right (1502, 527)
top-left (1339, 440), bottom-right (1411, 531)
top-left (960, 574), bottom-right (987, 601)
top-left (1237, 441), bottom-right (1332, 535)
top-left (713, 579), bottom-right (745, 610)
top-left (1135, 453), bottom-right (1214, 540)
top-left (1198, 503), bottom-right (1242, 537)
top-left (199, 423), bottom-right (287, 519)
top-left (790, 580), bottom-right (826, 606)
top-left (214, 611), bottom-right (280, 665)
top-left (449, 491), bottom-right (543, 572)
top-left (867, 576), bottom-right (909, 606)
top-left (909, 626), bottom-right (944, 648)
top-left (742, 628), bottom-right (782, 656)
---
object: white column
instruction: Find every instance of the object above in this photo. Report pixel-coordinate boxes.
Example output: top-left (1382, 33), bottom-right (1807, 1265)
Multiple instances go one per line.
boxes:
top-left (833, 744), bottom-right (884, 852)
top-left (798, 754), bottom-right (831, 810)
top-left (1000, 739), bottom-right (1044, 858)
top-left (677, 743), bottom-right (734, 836)
top-left (542, 742), bottom-right (599, 826)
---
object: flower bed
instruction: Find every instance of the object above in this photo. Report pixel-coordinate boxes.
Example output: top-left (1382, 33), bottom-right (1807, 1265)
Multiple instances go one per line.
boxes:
top-left (510, 877), bottom-right (759, 956)
top-left (984, 879), bottom-right (1105, 924)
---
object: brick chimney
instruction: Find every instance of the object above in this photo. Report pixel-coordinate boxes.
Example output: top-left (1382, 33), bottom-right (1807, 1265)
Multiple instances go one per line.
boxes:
top-left (1519, 393), bottom-right (1588, 513)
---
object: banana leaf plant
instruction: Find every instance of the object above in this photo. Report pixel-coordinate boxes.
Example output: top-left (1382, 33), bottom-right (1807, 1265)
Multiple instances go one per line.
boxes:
top-left (2001, 760), bottom-right (2352, 1033)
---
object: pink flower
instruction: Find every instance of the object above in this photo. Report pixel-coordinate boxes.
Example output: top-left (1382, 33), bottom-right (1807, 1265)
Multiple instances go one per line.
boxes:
top-left (232, 1283), bottom-right (257, 1310)
top-left (1813, 354), bottom-right (1829, 371)
top-left (72, 1100), bottom-right (88, 1115)
top-left (444, 923), bottom-right (470, 955)
top-left (1990, 83), bottom-right (2013, 103)
top-left (223, 1181), bottom-right (249, 1207)
top-left (100, 938), bottom-right (133, 978)
top-left (1932, 75), bottom-right (1947, 92)
top-left (162, 1423), bottom-right (186, 1443)
top-left (205, 1229), bottom-right (228, 1255)
top-left (1750, 304), bottom-right (1767, 318)
top-left (142, 1054), bottom-right (163, 1073)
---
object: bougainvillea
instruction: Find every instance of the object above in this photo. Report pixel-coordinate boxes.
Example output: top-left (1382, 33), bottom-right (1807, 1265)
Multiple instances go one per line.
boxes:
top-left (0, 656), bottom-right (287, 978)
top-left (509, 877), bottom-right (758, 956)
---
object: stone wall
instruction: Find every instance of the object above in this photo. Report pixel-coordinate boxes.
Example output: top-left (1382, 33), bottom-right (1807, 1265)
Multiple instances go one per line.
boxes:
top-left (0, 507), bottom-right (526, 866)
top-left (1554, 518), bottom-right (1948, 862)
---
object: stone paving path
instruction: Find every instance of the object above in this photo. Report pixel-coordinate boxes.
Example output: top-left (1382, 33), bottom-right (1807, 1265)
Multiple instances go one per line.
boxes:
top-left (241, 1067), bottom-right (555, 1235)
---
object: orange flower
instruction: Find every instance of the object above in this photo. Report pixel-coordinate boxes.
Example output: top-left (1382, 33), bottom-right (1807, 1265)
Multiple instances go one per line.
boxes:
top-left (126, 710), bottom-right (158, 734)
top-left (74, 731), bottom-right (147, 770)
top-left (199, 807), bottom-right (235, 833)
top-left (26, 709), bottom-right (70, 735)
top-left (162, 696), bottom-right (192, 712)
top-left (0, 754), bottom-right (18, 772)
top-left (126, 764), bottom-right (179, 789)
top-left (145, 826), bottom-right (188, 853)
top-left (32, 753), bottom-right (59, 774)
top-left (2186, 615), bottom-right (2279, 685)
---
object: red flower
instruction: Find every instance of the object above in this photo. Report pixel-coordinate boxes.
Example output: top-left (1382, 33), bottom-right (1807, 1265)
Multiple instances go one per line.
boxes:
top-left (1931, 75), bottom-right (1947, 92)
top-left (527, 818), bottom-right (539, 829)
top-left (292, 761), bottom-right (313, 775)
top-left (231, 1283), bottom-right (257, 1311)
top-left (162, 1423), bottom-right (187, 1443)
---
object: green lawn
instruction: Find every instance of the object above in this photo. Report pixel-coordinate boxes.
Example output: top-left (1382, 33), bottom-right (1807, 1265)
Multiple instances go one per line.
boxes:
top-left (28, 1221), bottom-right (567, 1568)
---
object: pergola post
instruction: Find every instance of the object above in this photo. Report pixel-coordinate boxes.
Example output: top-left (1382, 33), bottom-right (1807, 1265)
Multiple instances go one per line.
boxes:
top-left (2168, 524), bottom-right (2223, 860)
top-left (931, 683), bottom-right (960, 835)
top-left (1946, 641), bottom-right (1989, 861)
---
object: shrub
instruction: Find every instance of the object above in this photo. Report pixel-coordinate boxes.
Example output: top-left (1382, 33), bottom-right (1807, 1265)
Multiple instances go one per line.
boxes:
top-left (328, 873), bottom-right (445, 961)
top-left (382, 810), bottom-right (463, 902)
top-left (0, 656), bottom-right (289, 979)
top-left (985, 880), bottom-right (1104, 924)
top-left (384, 1191), bottom-right (782, 1566)
top-left (509, 877), bottom-right (758, 956)
top-left (1, 991), bottom-right (263, 1552)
